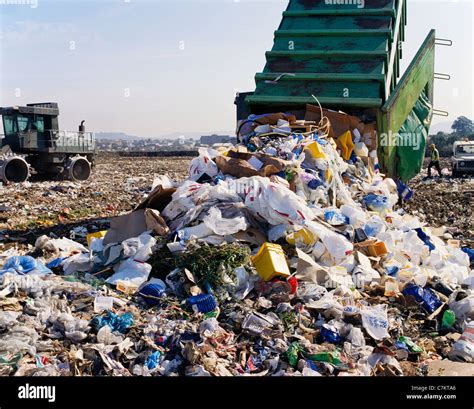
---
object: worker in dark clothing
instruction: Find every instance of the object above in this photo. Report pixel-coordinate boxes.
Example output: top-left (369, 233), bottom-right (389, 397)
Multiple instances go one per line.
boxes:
top-left (428, 143), bottom-right (442, 177)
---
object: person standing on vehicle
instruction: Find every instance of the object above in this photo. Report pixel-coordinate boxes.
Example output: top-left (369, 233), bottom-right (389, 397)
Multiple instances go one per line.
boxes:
top-left (428, 143), bottom-right (441, 177)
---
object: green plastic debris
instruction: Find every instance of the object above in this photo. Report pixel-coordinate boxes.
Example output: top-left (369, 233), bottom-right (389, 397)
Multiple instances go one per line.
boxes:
top-left (204, 310), bottom-right (219, 319)
top-left (441, 310), bottom-right (456, 329)
top-left (303, 351), bottom-right (342, 366)
top-left (0, 353), bottom-right (22, 368)
top-left (398, 336), bottom-right (423, 353)
top-left (286, 342), bottom-right (302, 367)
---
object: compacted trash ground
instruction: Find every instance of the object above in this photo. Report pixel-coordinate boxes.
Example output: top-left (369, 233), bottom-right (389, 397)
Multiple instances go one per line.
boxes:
top-left (0, 110), bottom-right (472, 377)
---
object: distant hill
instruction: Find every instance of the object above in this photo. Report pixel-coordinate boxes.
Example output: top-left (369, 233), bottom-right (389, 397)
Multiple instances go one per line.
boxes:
top-left (95, 132), bottom-right (142, 141)
top-left (156, 131), bottom-right (235, 140)
top-left (96, 131), bottom-right (235, 141)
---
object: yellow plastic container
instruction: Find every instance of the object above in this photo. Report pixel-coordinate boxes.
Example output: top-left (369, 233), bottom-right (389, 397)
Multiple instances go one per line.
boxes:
top-left (337, 130), bottom-right (355, 161)
top-left (305, 141), bottom-right (327, 160)
top-left (116, 280), bottom-right (139, 295)
top-left (286, 228), bottom-right (316, 246)
top-left (87, 230), bottom-right (107, 247)
top-left (251, 243), bottom-right (290, 282)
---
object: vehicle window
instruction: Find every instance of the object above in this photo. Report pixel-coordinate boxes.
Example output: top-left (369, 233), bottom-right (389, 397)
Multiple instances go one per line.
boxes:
top-left (457, 145), bottom-right (474, 154)
top-left (35, 116), bottom-right (45, 132)
top-left (17, 115), bottom-right (30, 132)
top-left (2, 115), bottom-right (18, 135)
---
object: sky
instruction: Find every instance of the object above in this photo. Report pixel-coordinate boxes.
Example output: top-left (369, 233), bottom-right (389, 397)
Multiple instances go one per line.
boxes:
top-left (0, 0), bottom-right (473, 137)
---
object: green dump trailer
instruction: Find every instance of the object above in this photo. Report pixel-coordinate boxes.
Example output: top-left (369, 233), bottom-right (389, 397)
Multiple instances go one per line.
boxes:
top-left (237, 0), bottom-right (448, 181)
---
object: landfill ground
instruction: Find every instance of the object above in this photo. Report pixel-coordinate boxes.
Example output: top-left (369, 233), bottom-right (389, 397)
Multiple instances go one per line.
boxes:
top-left (405, 159), bottom-right (473, 246)
top-left (0, 155), bottom-right (191, 249)
top-left (0, 156), bottom-right (471, 249)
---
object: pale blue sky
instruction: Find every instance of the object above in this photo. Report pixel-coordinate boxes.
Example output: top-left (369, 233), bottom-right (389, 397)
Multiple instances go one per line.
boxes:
top-left (0, 0), bottom-right (473, 137)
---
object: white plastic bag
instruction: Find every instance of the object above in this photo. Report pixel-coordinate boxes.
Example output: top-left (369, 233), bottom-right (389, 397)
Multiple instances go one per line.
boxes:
top-left (203, 207), bottom-right (247, 236)
top-left (121, 233), bottom-right (156, 262)
top-left (106, 258), bottom-right (152, 286)
top-left (348, 326), bottom-right (366, 348)
top-left (361, 304), bottom-right (389, 340)
top-left (62, 252), bottom-right (92, 275)
top-left (226, 177), bottom-right (314, 226)
top-left (188, 148), bottom-right (219, 181)
top-left (448, 292), bottom-right (474, 322)
top-left (178, 223), bottom-right (214, 241)
top-left (340, 204), bottom-right (366, 227)
top-left (321, 231), bottom-right (353, 262)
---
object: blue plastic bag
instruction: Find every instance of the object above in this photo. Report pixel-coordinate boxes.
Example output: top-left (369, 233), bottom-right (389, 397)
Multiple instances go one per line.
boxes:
top-left (414, 228), bottom-right (435, 251)
top-left (396, 180), bottom-right (414, 201)
top-left (46, 257), bottom-right (65, 269)
top-left (0, 256), bottom-right (52, 276)
top-left (402, 284), bottom-right (442, 314)
top-left (385, 266), bottom-right (400, 277)
top-left (146, 351), bottom-right (162, 370)
top-left (363, 194), bottom-right (391, 213)
top-left (91, 311), bottom-right (134, 334)
top-left (320, 325), bottom-right (343, 344)
top-left (324, 210), bottom-right (349, 226)
top-left (308, 177), bottom-right (324, 190)
top-left (461, 247), bottom-right (474, 263)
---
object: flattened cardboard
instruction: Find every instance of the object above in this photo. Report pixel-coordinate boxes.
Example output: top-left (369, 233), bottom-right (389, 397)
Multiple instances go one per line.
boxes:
top-left (104, 185), bottom-right (175, 245)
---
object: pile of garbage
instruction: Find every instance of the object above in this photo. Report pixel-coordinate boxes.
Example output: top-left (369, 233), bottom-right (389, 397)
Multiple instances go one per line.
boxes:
top-left (0, 106), bottom-right (473, 377)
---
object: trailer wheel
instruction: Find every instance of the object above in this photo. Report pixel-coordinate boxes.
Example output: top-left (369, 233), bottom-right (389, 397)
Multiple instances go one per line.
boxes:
top-left (66, 156), bottom-right (91, 181)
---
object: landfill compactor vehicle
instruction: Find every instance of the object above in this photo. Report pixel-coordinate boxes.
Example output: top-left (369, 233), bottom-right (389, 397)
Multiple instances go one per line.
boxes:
top-left (0, 102), bottom-right (97, 183)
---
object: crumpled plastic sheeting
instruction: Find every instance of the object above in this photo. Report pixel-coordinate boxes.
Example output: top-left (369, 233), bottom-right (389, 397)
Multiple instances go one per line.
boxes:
top-left (0, 255), bottom-right (52, 276)
top-left (203, 207), bottom-right (247, 236)
top-left (0, 325), bottom-right (39, 356)
top-left (0, 311), bottom-right (21, 328)
top-left (47, 311), bottom-right (91, 343)
top-left (35, 235), bottom-right (88, 257)
top-left (0, 273), bottom-right (53, 298)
